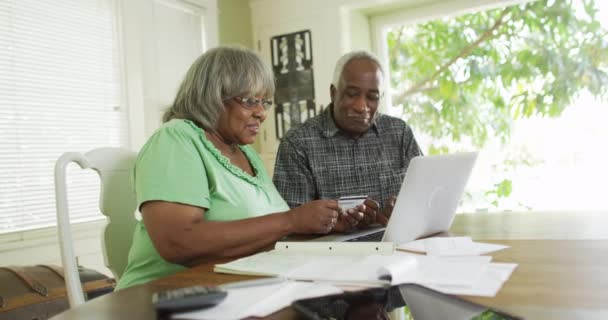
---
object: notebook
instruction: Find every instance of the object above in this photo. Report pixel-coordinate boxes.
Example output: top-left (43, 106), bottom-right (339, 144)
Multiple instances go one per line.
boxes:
top-left (310, 152), bottom-right (478, 244)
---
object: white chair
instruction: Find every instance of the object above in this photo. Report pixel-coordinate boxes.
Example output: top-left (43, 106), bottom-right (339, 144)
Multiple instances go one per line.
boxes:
top-left (54, 148), bottom-right (138, 307)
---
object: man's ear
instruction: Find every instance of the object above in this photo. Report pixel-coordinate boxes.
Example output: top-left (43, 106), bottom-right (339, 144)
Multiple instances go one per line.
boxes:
top-left (330, 84), bottom-right (336, 104)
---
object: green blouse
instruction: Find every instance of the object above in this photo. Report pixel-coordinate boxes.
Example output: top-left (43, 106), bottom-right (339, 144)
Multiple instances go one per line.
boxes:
top-left (116, 119), bottom-right (289, 290)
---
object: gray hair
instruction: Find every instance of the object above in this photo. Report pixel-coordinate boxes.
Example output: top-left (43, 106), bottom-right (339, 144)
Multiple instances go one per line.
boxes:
top-left (331, 51), bottom-right (385, 90)
top-left (162, 46), bottom-right (275, 131)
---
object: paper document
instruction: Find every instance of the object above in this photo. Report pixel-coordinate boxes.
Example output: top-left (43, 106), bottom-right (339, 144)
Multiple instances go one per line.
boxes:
top-left (285, 253), bottom-right (417, 286)
top-left (216, 251), bottom-right (416, 286)
top-left (173, 280), bottom-right (342, 320)
top-left (413, 256), bottom-right (489, 286)
top-left (214, 241), bottom-right (516, 297)
top-left (398, 237), bottom-right (509, 256)
top-left (215, 250), bottom-right (492, 289)
top-left (215, 241), bottom-right (394, 278)
top-left (427, 263), bottom-right (518, 297)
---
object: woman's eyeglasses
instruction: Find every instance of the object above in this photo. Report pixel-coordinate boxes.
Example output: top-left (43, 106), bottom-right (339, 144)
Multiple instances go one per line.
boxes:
top-left (233, 97), bottom-right (273, 110)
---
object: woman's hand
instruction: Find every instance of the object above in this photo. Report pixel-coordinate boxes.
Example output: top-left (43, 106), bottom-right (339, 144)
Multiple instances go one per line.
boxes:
top-left (287, 200), bottom-right (340, 234)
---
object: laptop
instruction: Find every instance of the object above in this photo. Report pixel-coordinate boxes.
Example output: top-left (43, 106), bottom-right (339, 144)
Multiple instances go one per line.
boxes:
top-left (310, 152), bottom-right (478, 244)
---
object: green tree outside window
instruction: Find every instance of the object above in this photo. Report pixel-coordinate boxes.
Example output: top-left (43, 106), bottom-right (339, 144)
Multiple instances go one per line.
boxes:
top-left (387, 0), bottom-right (608, 210)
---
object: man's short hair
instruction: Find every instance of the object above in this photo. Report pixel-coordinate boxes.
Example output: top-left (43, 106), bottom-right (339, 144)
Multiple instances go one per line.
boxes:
top-left (331, 51), bottom-right (385, 91)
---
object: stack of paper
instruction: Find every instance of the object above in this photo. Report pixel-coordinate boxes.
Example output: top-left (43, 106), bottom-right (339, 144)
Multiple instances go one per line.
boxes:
top-left (214, 241), bottom-right (396, 280)
top-left (214, 241), bottom-right (517, 297)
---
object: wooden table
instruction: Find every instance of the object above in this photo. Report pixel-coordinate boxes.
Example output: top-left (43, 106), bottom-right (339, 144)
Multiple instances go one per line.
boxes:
top-left (51, 211), bottom-right (608, 320)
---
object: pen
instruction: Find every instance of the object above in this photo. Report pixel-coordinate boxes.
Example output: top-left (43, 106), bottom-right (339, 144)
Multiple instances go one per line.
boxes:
top-left (219, 277), bottom-right (286, 290)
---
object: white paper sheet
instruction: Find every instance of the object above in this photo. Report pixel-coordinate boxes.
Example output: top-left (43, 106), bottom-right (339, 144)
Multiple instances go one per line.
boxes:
top-left (397, 237), bottom-right (509, 256)
top-left (284, 254), bottom-right (417, 286)
top-left (214, 251), bottom-right (324, 276)
top-left (417, 257), bottom-right (489, 286)
top-left (172, 281), bottom-right (342, 320)
top-left (426, 263), bottom-right (518, 297)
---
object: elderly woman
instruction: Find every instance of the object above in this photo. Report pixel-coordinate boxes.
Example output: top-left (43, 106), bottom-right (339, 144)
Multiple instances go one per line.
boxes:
top-left (116, 47), bottom-right (352, 289)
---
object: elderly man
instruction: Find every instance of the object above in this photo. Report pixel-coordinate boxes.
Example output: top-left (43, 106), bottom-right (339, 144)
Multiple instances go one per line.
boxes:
top-left (273, 51), bottom-right (422, 230)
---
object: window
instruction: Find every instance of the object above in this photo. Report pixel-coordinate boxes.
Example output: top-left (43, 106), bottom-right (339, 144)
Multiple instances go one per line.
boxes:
top-left (0, 0), bottom-right (128, 233)
top-left (376, 0), bottom-right (608, 212)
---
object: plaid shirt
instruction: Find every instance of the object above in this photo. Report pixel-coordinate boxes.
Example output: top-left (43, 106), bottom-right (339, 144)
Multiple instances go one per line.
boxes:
top-left (273, 104), bottom-right (422, 210)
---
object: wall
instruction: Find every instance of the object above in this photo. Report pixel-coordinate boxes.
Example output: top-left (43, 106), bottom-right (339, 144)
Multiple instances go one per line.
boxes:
top-left (218, 0), bottom-right (254, 48)
top-left (348, 9), bottom-right (372, 52)
top-left (122, 0), bottom-right (219, 147)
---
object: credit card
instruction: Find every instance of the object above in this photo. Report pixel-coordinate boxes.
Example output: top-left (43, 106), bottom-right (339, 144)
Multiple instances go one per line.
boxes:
top-left (338, 195), bottom-right (367, 212)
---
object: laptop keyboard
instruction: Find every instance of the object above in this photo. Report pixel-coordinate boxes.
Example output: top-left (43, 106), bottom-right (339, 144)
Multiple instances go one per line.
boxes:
top-left (345, 230), bottom-right (385, 242)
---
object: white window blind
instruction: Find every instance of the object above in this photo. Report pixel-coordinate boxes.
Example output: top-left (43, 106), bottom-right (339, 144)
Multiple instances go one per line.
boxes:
top-left (0, 0), bottom-right (128, 234)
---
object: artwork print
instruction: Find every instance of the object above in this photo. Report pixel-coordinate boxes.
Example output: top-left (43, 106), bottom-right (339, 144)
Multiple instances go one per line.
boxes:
top-left (271, 30), bottom-right (317, 139)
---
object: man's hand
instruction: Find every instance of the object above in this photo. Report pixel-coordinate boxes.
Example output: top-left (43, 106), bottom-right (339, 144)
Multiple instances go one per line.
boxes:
top-left (357, 198), bottom-right (380, 227)
top-left (332, 207), bottom-right (364, 232)
top-left (335, 198), bottom-right (380, 231)
top-left (332, 196), bottom-right (397, 232)
top-left (377, 195), bottom-right (397, 226)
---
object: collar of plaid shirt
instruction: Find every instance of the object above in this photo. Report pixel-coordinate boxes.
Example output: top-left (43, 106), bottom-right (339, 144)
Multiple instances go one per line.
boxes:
top-left (320, 103), bottom-right (380, 138)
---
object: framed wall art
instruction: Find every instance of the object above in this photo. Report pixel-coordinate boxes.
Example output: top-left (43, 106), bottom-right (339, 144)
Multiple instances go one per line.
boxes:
top-left (270, 30), bottom-right (318, 139)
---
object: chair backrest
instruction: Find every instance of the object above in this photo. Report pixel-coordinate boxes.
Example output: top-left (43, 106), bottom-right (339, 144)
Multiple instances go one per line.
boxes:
top-left (54, 147), bottom-right (137, 307)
